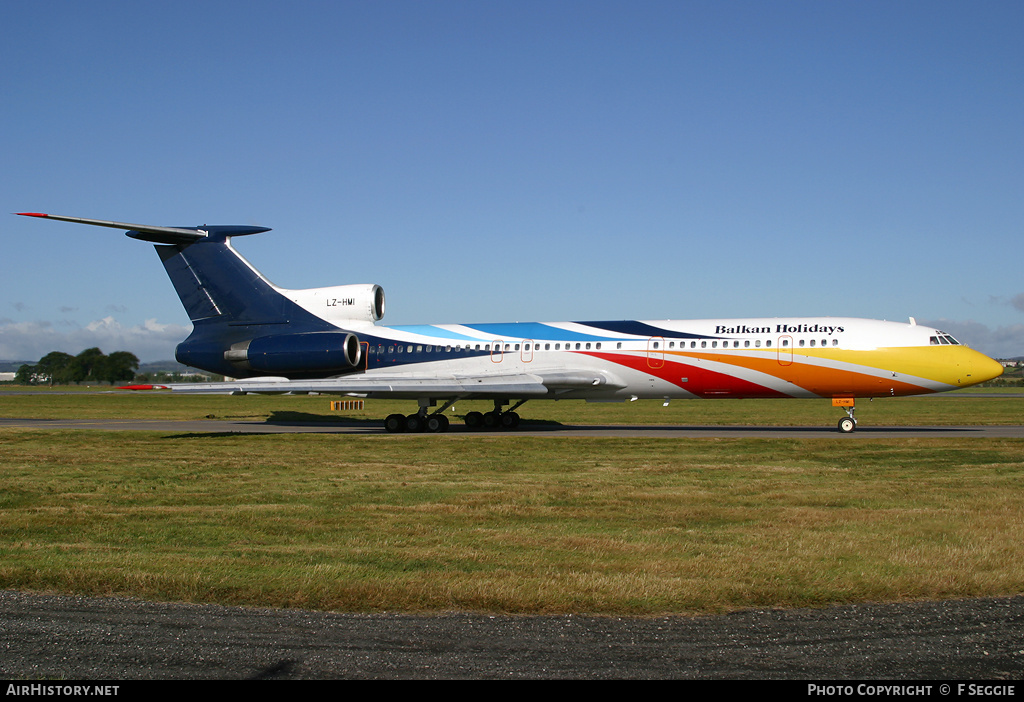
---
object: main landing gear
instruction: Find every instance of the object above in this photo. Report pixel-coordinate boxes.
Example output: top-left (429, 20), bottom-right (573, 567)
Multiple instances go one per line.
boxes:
top-left (384, 411), bottom-right (450, 434)
top-left (383, 399), bottom-right (527, 433)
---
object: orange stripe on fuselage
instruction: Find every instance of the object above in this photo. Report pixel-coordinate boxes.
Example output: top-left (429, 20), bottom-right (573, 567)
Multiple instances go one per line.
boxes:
top-left (587, 347), bottom-right (942, 399)
top-left (667, 350), bottom-right (931, 397)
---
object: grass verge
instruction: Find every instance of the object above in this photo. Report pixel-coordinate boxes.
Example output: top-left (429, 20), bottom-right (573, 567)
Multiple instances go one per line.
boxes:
top-left (1, 429), bottom-right (1022, 615)
top-left (1, 389), bottom-right (1023, 427)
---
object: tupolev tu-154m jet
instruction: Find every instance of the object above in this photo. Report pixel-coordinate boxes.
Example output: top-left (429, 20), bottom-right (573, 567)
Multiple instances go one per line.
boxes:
top-left (17, 212), bottom-right (1004, 433)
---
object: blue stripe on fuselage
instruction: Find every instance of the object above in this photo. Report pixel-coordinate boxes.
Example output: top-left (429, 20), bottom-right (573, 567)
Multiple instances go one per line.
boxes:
top-left (453, 322), bottom-right (616, 341)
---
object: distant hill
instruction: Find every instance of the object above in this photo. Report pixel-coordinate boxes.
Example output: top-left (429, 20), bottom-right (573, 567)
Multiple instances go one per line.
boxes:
top-left (0, 361), bottom-right (33, 373)
top-left (138, 360), bottom-right (198, 374)
top-left (1, 359), bottom-right (205, 375)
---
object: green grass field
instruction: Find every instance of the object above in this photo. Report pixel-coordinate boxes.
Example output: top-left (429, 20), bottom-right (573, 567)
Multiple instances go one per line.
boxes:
top-left (1, 385), bottom-right (1022, 426)
top-left (1, 388), bottom-right (1022, 615)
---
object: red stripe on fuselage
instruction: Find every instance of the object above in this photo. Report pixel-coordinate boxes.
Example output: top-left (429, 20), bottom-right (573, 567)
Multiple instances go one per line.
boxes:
top-left (584, 352), bottom-right (790, 398)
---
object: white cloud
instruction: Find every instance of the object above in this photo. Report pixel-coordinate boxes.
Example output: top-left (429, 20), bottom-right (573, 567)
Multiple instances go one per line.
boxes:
top-left (0, 317), bottom-right (191, 363)
top-left (1012, 293), bottom-right (1024, 314)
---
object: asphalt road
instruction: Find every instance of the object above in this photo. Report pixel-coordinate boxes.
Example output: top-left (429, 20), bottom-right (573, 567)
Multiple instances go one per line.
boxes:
top-left (2, 416), bottom-right (1024, 438)
top-left (2, 590), bottom-right (1024, 680)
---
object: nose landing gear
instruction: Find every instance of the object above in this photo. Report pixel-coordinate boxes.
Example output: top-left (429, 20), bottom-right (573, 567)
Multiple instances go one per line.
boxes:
top-left (833, 397), bottom-right (858, 433)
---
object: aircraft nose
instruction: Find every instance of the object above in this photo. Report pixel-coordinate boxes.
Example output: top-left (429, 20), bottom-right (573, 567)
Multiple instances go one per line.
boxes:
top-left (969, 350), bottom-right (1004, 385)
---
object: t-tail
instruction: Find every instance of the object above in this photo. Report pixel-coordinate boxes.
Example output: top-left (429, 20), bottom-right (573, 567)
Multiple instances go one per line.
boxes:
top-left (16, 213), bottom-right (385, 378)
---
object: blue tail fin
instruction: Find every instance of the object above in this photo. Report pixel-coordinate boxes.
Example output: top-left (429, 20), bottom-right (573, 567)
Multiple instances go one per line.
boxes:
top-left (16, 214), bottom-right (357, 378)
top-left (151, 229), bottom-right (337, 374)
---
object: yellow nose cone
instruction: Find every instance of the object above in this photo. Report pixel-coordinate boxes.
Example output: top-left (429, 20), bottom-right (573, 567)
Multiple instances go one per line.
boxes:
top-left (966, 351), bottom-right (1004, 387)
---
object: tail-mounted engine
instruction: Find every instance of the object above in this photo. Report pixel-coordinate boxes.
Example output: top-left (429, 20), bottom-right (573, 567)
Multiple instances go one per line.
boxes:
top-left (224, 332), bottom-right (363, 373)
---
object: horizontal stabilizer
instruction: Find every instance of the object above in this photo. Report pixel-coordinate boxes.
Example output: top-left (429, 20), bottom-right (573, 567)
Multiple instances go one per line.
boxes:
top-left (16, 213), bottom-right (271, 244)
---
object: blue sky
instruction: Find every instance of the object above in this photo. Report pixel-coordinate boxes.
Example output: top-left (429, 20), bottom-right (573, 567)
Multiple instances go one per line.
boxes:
top-left (2, 0), bottom-right (1022, 361)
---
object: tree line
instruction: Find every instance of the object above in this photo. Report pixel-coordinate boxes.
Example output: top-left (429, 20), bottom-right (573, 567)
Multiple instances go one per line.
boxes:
top-left (15, 348), bottom-right (140, 385)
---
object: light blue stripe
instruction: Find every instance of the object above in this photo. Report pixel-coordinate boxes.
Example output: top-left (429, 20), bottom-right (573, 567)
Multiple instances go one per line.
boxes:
top-left (387, 322), bottom-right (621, 342)
top-left (461, 322), bottom-right (617, 341)
top-left (388, 325), bottom-right (480, 341)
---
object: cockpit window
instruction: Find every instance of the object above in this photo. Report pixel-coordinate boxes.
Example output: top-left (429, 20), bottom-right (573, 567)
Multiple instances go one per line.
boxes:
top-left (930, 333), bottom-right (961, 346)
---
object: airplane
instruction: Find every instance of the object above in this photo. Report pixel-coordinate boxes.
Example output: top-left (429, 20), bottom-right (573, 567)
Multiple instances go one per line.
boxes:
top-left (16, 212), bottom-right (1004, 433)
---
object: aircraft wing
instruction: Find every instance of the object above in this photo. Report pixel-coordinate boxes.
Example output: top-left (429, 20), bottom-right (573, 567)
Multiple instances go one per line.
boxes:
top-left (152, 369), bottom-right (626, 398)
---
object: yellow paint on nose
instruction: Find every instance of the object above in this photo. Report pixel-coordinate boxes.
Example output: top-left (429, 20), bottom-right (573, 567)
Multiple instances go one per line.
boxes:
top-left (916, 345), bottom-right (1004, 387)
top-left (802, 345), bottom-right (1003, 391)
top-left (965, 350), bottom-right (1005, 387)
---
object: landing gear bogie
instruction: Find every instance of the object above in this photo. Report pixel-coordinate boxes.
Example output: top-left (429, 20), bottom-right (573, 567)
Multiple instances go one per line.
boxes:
top-left (383, 411), bottom-right (450, 433)
top-left (471, 409), bottom-right (520, 430)
top-left (467, 400), bottom-right (526, 431)
top-left (383, 399), bottom-right (529, 433)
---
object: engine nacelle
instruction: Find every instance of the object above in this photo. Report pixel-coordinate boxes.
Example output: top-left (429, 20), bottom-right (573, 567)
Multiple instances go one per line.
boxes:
top-left (224, 332), bottom-right (362, 373)
top-left (282, 283), bottom-right (385, 325)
